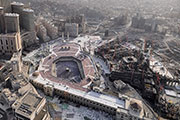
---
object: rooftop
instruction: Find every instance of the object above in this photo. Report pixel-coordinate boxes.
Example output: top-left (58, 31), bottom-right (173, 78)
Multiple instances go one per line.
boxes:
top-left (15, 92), bottom-right (45, 119)
top-left (36, 43), bottom-right (95, 91)
top-left (11, 2), bottom-right (24, 6)
top-left (23, 8), bottom-right (34, 13)
top-left (33, 74), bottom-right (125, 110)
top-left (4, 13), bottom-right (19, 17)
top-left (0, 32), bottom-right (19, 37)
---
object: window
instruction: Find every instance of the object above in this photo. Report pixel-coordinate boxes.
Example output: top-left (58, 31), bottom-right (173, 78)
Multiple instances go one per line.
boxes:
top-left (6, 40), bottom-right (8, 45)
top-left (11, 40), bottom-right (13, 45)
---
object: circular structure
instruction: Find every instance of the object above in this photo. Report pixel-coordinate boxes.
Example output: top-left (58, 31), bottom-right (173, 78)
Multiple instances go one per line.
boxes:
top-left (36, 43), bottom-right (96, 91)
top-left (123, 56), bottom-right (137, 64)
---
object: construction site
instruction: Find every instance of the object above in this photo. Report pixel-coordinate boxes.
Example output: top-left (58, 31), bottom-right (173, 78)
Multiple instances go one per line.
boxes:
top-left (94, 36), bottom-right (180, 119)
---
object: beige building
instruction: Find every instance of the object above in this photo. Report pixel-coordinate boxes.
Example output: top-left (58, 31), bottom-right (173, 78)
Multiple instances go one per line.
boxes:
top-left (12, 92), bottom-right (50, 120)
top-left (31, 76), bottom-right (156, 120)
top-left (0, 32), bottom-right (22, 55)
top-left (0, 12), bottom-right (22, 55)
top-left (0, 64), bottom-right (51, 120)
top-left (41, 19), bottom-right (58, 40)
top-left (36, 24), bottom-right (50, 42)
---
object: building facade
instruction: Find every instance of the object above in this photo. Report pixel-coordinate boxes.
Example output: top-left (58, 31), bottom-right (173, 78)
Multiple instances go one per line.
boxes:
top-left (0, 32), bottom-right (22, 55)
top-left (30, 43), bottom-right (157, 120)
top-left (0, 0), bottom-right (11, 12)
top-left (65, 23), bottom-right (79, 37)
top-left (4, 13), bottom-right (20, 33)
top-left (0, 63), bottom-right (51, 120)
top-left (41, 19), bottom-right (58, 40)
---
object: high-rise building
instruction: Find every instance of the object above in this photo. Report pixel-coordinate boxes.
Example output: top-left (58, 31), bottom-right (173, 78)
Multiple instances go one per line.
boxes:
top-left (22, 8), bottom-right (35, 31)
top-left (0, 0), bottom-right (11, 12)
top-left (0, 7), bottom-right (5, 33)
top-left (11, 2), bottom-right (24, 28)
top-left (11, 2), bottom-right (35, 32)
top-left (11, 2), bottom-right (24, 14)
top-left (11, 2), bottom-right (37, 47)
top-left (4, 13), bottom-right (20, 33)
top-left (0, 1), bottom-right (38, 53)
top-left (0, 4), bottom-right (22, 55)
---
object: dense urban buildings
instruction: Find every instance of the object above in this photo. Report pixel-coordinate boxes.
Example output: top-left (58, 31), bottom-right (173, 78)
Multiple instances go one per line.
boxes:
top-left (11, 2), bottom-right (37, 47)
top-left (29, 43), bottom-right (156, 120)
top-left (0, 12), bottom-right (22, 55)
top-left (0, 0), bottom-right (180, 120)
top-left (0, 1), bottom-right (38, 56)
top-left (0, 62), bottom-right (50, 120)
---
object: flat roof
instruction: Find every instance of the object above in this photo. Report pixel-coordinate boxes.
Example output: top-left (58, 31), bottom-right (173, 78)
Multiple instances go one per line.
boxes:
top-left (11, 2), bottom-right (24, 6)
top-left (23, 8), bottom-right (34, 13)
top-left (22, 93), bottom-right (42, 108)
top-left (165, 89), bottom-right (180, 98)
top-left (4, 13), bottom-right (19, 17)
top-left (33, 74), bottom-right (125, 109)
top-left (15, 92), bottom-right (44, 118)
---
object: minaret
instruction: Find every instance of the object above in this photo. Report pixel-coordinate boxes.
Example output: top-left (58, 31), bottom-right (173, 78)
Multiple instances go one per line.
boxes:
top-left (67, 32), bottom-right (69, 41)
top-left (11, 51), bottom-right (23, 73)
top-left (62, 32), bottom-right (64, 40)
